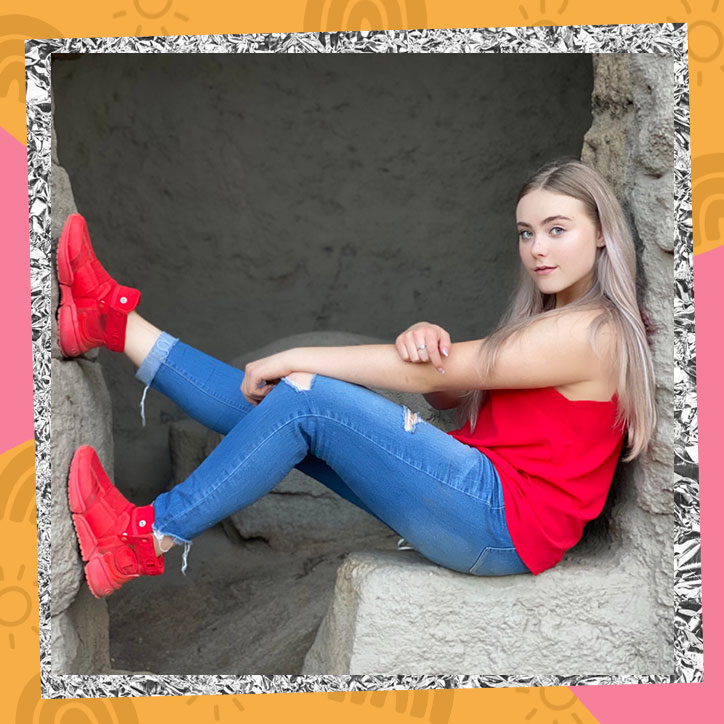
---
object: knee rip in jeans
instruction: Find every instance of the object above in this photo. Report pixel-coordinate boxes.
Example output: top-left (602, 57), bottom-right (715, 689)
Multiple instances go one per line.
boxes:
top-left (282, 372), bottom-right (316, 391)
top-left (402, 405), bottom-right (423, 433)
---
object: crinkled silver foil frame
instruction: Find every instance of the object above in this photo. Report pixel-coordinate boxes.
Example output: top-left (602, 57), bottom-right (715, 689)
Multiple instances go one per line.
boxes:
top-left (27, 23), bottom-right (697, 698)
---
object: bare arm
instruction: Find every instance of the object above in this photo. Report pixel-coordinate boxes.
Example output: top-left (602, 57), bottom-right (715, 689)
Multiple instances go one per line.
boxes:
top-left (240, 310), bottom-right (612, 405)
top-left (285, 342), bottom-right (484, 394)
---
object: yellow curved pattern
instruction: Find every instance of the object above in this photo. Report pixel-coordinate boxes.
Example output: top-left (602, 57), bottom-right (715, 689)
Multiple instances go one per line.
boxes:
top-left (302, 0), bottom-right (428, 31)
top-left (15, 674), bottom-right (140, 724)
top-left (0, 14), bottom-right (63, 143)
top-left (0, 439), bottom-right (35, 523)
top-left (693, 153), bottom-right (724, 254)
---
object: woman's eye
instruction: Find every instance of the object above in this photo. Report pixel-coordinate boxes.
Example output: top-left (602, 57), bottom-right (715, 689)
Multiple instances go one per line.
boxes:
top-left (550, 226), bottom-right (565, 235)
top-left (518, 230), bottom-right (532, 239)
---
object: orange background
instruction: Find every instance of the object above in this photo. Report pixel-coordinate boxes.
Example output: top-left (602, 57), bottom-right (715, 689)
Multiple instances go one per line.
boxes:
top-left (1, 1), bottom-right (720, 722)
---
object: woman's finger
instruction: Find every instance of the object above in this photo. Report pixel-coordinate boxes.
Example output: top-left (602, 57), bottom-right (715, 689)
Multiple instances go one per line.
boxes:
top-left (426, 329), bottom-right (445, 371)
top-left (440, 329), bottom-right (452, 359)
top-left (413, 336), bottom-right (429, 362)
top-left (396, 336), bottom-right (410, 361)
top-left (254, 383), bottom-right (275, 403)
top-left (241, 382), bottom-right (257, 406)
top-left (242, 389), bottom-right (258, 406)
top-left (242, 365), bottom-right (262, 404)
top-left (404, 336), bottom-right (421, 363)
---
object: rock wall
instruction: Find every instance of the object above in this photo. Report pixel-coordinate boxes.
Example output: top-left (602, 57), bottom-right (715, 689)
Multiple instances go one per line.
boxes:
top-left (302, 551), bottom-right (667, 675)
top-left (50, 103), bottom-right (114, 673)
top-left (581, 52), bottom-right (675, 663)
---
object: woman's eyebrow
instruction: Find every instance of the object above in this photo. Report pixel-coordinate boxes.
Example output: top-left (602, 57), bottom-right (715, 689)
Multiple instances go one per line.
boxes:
top-left (516, 215), bottom-right (573, 227)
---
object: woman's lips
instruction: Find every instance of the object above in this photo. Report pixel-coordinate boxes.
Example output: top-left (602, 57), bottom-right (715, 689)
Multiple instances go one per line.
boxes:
top-left (535, 266), bottom-right (556, 275)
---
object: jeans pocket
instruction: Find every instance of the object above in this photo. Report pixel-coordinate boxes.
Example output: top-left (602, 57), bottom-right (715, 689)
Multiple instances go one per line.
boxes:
top-left (469, 546), bottom-right (528, 576)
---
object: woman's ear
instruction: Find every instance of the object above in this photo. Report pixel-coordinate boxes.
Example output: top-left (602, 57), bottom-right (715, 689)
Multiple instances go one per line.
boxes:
top-left (596, 226), bottom-right (605, 248)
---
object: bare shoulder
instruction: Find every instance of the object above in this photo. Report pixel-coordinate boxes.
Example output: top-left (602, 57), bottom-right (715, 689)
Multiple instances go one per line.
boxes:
top-left (535, 306), bottom-right (613, 339)
top-left (483, 306), bottom-right (618, 393)
top-left (545, 307), bottom-right (619, 400)
top-left (563, 307), bottom-right (617, 361)
top-left (519, 307), bottom-right (612, 352)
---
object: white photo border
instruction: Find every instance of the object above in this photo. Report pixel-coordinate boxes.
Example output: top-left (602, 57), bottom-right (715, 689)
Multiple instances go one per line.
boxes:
top-left (27, 23), bottom-right (698, 697)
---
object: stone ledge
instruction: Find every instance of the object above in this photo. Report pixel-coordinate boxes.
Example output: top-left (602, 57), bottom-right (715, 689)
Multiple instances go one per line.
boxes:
top-left (302, 550), bottom-right (671, 676)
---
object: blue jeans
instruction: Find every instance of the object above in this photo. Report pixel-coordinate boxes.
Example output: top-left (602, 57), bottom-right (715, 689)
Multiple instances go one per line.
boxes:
top-left (136, 333), bottom-right (530, 577)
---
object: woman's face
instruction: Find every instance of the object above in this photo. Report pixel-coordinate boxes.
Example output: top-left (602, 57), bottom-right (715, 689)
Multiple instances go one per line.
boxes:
top-left (516, 188), bottom-right (604, 308)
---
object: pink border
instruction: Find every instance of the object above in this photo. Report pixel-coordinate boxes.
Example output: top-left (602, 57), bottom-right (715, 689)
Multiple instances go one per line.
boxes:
top-left (575, 247), bottom-right (719, 719)
top-left (2, 121), bottom-right (716, 721)
top-left (0, 126), bottom-right (34, 452)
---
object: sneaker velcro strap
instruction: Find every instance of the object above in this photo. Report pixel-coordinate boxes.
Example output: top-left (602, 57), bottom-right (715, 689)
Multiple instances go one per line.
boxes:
top-left (105, 285), bottom-right (141, 352)
top-left (114, 546), bottom-right (141, 576)
top-left (125, 505), bottom-right (165, 576)
top-left (140, 552), bottom-right (165, 576)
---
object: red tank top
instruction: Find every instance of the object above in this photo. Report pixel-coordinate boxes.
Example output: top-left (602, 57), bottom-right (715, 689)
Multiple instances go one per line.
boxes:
top-left (447, 387), bottom-right (625, 575)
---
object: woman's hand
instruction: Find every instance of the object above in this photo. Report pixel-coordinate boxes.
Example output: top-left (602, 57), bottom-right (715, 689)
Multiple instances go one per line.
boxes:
top-left (395, 321), bottom-right (451, 373)
top-left (240, 349), bottom-right (295, 406)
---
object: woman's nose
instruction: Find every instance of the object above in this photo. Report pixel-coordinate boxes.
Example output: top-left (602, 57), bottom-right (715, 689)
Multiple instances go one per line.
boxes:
top-left (530, 234), bottom-right (548, 256)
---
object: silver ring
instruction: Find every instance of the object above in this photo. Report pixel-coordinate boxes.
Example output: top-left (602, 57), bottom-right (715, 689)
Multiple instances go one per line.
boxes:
top-left (417, 343), bottom-right (426, 351)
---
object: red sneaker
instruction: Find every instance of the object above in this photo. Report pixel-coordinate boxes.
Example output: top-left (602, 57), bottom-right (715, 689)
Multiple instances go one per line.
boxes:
top-left (57, 214), bottom-right (141, 357)
top-left (67, 445), bottom-right (164, 598)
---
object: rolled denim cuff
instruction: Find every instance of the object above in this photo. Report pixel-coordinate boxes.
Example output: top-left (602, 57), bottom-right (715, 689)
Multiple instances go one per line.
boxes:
top-left (135, 331), bottom-right (179, 386)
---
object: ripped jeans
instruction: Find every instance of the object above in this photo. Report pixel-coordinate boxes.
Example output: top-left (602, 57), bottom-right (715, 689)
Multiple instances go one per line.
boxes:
top-left (137, 333), bottom-right (530, 577)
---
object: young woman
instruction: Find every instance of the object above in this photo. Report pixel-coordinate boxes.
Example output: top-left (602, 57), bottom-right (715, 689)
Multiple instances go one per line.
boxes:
top-left (59, 159), bottom-right (655, 599)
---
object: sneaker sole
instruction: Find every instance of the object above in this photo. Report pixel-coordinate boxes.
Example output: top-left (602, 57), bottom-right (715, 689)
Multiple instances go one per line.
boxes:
top-left (57, 215), bottom-right (83, 358)
top-left (84, 555), bottom-right (118, 599)
top-left (67, 447), bottom-right (100, 560)
top-left (67, 447), bottom-right (110, 598)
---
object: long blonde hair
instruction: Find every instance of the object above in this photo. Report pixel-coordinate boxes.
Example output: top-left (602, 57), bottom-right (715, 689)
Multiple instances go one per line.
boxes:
top-left (458, 159), bottom-right (656, 461)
